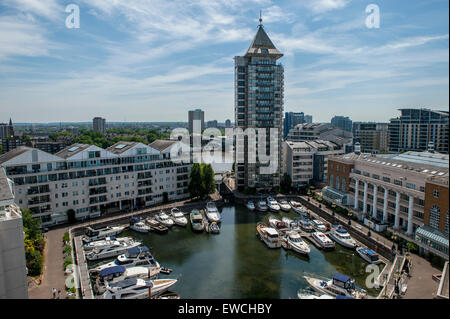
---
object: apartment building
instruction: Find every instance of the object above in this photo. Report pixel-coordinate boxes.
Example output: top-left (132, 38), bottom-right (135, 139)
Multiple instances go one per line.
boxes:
top-left (234, 18), bottom-right (284, 191)
top-left (287, 123), bottom-right (353, 147)
top-left (0, 168), bottom-right (28, 299)
top-left (389, 108), bottom-right (449, 154)
top-left (325, 150), bottom-right (449, 258)
top-left (284, 112), bottom-right (304, 138)
top-left (0, 140), bottom-right (191, 227)
top-left (331, 116), bottom-right (352, 132)
top-left (93, 117), bottom-right (106, 134)
top-left (283, 140), bottom-right (345, 187)
top-left (352, 122), bottom-right (389, 153)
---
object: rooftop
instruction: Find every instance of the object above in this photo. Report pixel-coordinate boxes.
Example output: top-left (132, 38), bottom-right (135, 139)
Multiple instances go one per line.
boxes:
top-left (55, 143), bottom-right (92, 159)
top-left (245, 24), bottom-right (283, 59)
top-left (0, 168), bottom-right (14, 202)
top-left (149, 139), bottom-right (178, 152)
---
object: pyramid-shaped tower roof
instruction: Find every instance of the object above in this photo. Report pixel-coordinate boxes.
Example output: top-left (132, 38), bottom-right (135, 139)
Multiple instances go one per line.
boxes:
top-left (245, 24), bottom-right (283, 59)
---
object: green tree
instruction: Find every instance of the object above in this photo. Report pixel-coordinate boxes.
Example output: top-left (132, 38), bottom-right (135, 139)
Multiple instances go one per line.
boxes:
top-left (201, 164), bottom-right (216, 198)
top-left (162, 192), bottom-right (169, 203)
top-left (22, 209), bottom-right (42, 239)
top-left (188, 163), bottom-right (203, 199)
top-left (280, 173), bottom-right (292, 193)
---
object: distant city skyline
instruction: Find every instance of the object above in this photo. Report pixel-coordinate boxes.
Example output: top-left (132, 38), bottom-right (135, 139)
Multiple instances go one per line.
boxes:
top-left (0, 0), bottom-right (448, 123)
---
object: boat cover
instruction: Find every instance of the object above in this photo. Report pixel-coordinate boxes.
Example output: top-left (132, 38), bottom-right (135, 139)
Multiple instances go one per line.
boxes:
top-left (336, 295), bottom-right (353, 299)
top-left (109, 278), bottom-right (139, 289)
top-left (336, 227), bottom-right (348, 234)
top-left (127, 246), bottom-right (149, 255)
top-left (100, 266), bottom-right (126, 277)
top-left (360, 248), bottom-right (377, 256)
top-left (333, 273), bottom-right (351, 283)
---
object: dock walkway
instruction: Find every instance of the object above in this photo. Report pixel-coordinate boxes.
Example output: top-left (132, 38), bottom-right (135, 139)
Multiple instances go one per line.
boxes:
top-left (73, 236), bottom-right (94, 299)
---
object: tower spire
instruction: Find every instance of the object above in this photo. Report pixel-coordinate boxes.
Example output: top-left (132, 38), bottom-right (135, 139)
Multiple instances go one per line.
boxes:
top-left (259, 10), bottom-right (263, 27)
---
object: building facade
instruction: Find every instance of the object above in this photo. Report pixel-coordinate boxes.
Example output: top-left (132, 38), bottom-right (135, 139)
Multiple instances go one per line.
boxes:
top-left (287, 123), bottom-right (353, 147)
top-left (0, 168), bottom-right (28, 299)
top-left (388, 108), bottom-right (449, 154)
top-left (284, 112), bottom-right (304, 138)
top-left (188, 109), bottom-right (205, 134)
top-left (304, 115), bottom-right (312, 124)
top-left (0, 140), bottom-right (191, 227)
top-left (353, 122), bottom-right (389, 153)
top-left (93, 117), bottom-right (106, 134)
top-left (284, 140), bottom-right (344, 187)
top-left (234, 19), bottom-right (284, 191)
top-left (331, 116), bottom-right (352, 132)
top-left (0, 119), bottom-right (14, 140)
top-left (325, 151), bottom-right (449, 257)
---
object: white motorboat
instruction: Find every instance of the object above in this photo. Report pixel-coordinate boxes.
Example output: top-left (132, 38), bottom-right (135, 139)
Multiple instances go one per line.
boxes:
top-left (83, 236), bottom-right (133, 252)
top-left (281, 217), bottom-right (295, 229)
top-left (299, 219), bottom-right (315, 233)
top-left (156, 211), bottom-right (175, 227)
top-left (290, 201), bottom-right (308, 216)
top-left (267, 197), bottom-right (280, 212)
top-left (130, 221), bottom-right (151, 233)
top-left (170, 208), bottom-right (188, 226)
top-left (283, 231), bottom-right (311, 255)
top-left (86, 240), bottom-right (142, 261)
top-left (93, 265), bottom-right (159, 295)
top-left (297, 289), bottom-right (334, 299)
top-left (311, 219), bottom-right (328, 232)
top-left (89, 246), bottom-right (160, 275)
top-left (329, 225), bottom-right (357, 249)
top-left (82, 225), bottom-right (126, 243)
top-left (256, 223), bottom-right (281, 249)
top-left (311, 232), bottom-right (335, 251)
top-left (356, 247), bottom-right (382, 264)
top-left (278, 199), bottom-right (291, 212)
top-left (190, 210), bottom-right (205, 232)
top-left (102, 278), bottom-right (178, 299)
top-left (246, 200), bottom-right (255, 211)
top-left (256, 200), bottom-right (268, 212)
top-left (205, 201), bottom-right (221, 223)
top-left (268, 216), bottom-right (290, 234)
top-left (209, 221), bottom-right (220, 234)
top-left (304, 274), bottom-right (367, 299)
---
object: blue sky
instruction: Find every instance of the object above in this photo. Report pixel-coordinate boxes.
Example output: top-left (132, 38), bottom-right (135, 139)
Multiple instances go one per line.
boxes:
top-left (0, 0), bottom-right (448, 123)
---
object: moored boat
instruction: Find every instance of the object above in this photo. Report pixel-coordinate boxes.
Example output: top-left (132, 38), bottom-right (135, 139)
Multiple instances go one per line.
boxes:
top-left (205, 201), bottom-right (221, 223)
top-left (267, 197), bottom-right (280, 212)
top-left (102, 278), bottom-right (178, 299)
top-left (130, 221), bottom-right (151, 233)
top-left (356, 247), bottom-right (382, 264)
top-left (256, 223), bottom-right (281, 248)
top-left (329, 225), bottom-right (357, 249)
top-left (86, 240), bottom-right (142, 261)
top-left (209, 221), bottom-right (220, 234)
top-left (311, 219), bottom-right (327, 232)
top-left (283, 231), bottom-right (310, 255)
top-left (268, 216), bottom-right (290, 234)
top-left (304, 273), bottom-right (367, 299)
top-left (84, 236), bottom-right (132, 252)
top-left (311, 232), bottom-right (335, 250)
top-left (157, 211), bottom-right (174, 227)
top-left (82, 225), bottom-right (126, 243)
top-left (246, 200), bottom-right (255, 211)
top-left (299, 219), bottom-right (315, 233)
top-left (297, 288), bottom-right (334, 299)
top-left (256, 200), bottom-right (268, 212)
top-left (278, 199), bottom-right (291, 212)
top-left (190, 210), bottom-right (205, 232)
top-left (170, 208), bottom-right (188, 227)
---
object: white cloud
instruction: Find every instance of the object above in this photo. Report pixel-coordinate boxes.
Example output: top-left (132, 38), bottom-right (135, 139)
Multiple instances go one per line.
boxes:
top-left (304, 0), bottom-right (352, 14)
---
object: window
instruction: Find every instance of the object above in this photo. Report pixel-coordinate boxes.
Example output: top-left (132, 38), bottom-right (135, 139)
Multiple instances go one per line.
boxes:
top-left (383, 177), bottom-right (391, 183)
top-left (433, 189), bottom-right (439, 198)
top-left (406, 183), bottom-right (416, 190)
top-left (446, 211), bottom-right (449, 235)
top-left (372, 174), bottom-right (380, 180)
top-left (394, 179), bottom-right (402, 186)
top-left (429, 205), bottom-right (440, 229)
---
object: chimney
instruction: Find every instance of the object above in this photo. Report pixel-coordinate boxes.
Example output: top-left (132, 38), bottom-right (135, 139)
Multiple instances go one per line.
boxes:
top-left (427, 141), bottom-right (435, 153)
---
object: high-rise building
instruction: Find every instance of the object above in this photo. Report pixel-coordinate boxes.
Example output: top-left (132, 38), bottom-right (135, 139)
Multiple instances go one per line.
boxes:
top-left (234, 18), bottom-right (284, 191)
top-left (0, 168), bottom-right (28, 299)
top-left (188, 109), bottom-right (205, 134)
top-left (331, 116), bottom-right (352, 132)
top-left (225, 119), bottom-right (232, 128)
top-left (93, 117), bottom-right (106, 134)
top-left (352, 122), bottom-right (389, 153)
top-left (284, 112), bottom-right (304, 138)
top-left (304, 115), bottom-right (313, 124)
top-left (206, 120), bottom-right (218, 129)
top-left (388, 108), bottom-right (449, 154)
top-left (0, 119), bottom-right (14, 140)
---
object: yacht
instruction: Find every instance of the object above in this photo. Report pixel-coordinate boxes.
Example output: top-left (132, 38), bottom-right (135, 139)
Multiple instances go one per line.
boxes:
top-left (130, 221), bottom-right (151, 233)
top-left (268, 216), bottom-right (290, 234)
top-left (190, 210), bottom-right (205, 232)
top-left (297, 289), bottom-right (334, 299)
top-left (83, 237), bottom-right (132, 252)
top-left (170, 208), bottom-right (188, 227)
top-left (205, 201), bottom-right (221, 223)
top-left (356, 247), bottom-right (382, 264)
top-left (93, 265), bottom-right (158, 295)
top-left (329, 225), bottom-right (357, 249)
top-left (267, 197), bottom-right (280, 212)
top-left (256, 200), bottom-right (268, 212)
top-left (290, 202), bottom-right (308, 217)
top-left (156, 211), bottom-right (175, 227)
top-left (256, 223), bottom-right (281, 249)
top-left (281, 217), bottom-right (295, 229)
top-left (311, 232), bottom-right (335, 251)
top-left (283, 231), bottom-right (311, 255)
top-left (278, 199), bottom-right (291, 212)
top-left (86, 240), bottom-right (142, 261)
top-left (246, 200), bottom-right (255, 211)
top-left (89, 246), bottom-right (160, 275)
top-left (82, 225), bottom-right (126, 243)
top-left (312, 219), bottom-right (327, 232)
top-left (102, 278), bottom-right (178, 299)
top-left (304, 273), bottom-right (367, 299)
top-left (299, 219), bottom-right (315, 233)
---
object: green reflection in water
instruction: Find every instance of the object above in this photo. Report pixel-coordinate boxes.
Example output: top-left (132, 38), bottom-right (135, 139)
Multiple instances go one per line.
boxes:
top-left (88, 205), bottom-right (382, 298)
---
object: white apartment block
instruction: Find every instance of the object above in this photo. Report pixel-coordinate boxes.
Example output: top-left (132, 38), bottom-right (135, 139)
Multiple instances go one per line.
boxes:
top-left (0, 168), bottom-right (28, 299)
top-left (283, 140), bottom-right (345, 187)
top-left (0, 140), bottom-right (191, 227)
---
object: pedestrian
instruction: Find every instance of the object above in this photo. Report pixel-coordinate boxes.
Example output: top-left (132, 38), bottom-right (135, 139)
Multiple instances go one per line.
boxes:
top-left (52, 287), bottom-right (56, 299)
top-left (58, 290), bottom-right (61, 299)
